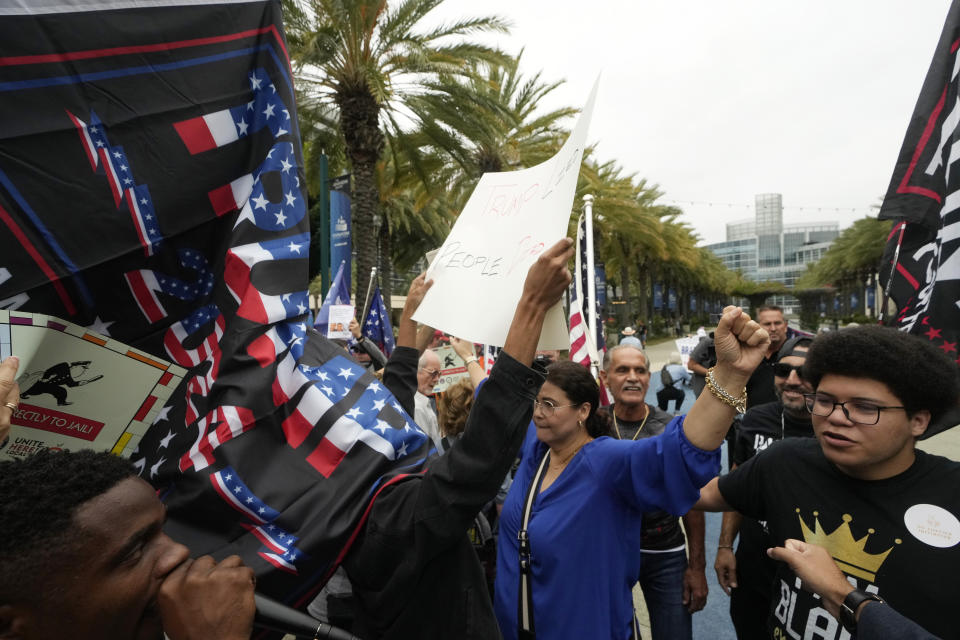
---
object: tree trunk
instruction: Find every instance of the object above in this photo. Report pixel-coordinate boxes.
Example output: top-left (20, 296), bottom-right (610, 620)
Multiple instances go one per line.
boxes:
top-left (336, 88), bottom-right (384, 304)
top-left (379, 216), bottom-right (392, 318)
top-left (619, 260), bottom-right (632, 325)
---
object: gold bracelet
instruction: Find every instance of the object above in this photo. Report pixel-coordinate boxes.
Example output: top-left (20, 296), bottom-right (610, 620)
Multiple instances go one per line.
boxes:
top-left (717, 544), bottom-right (734, 549)
top-left (464, 356), bottom-right (479, 366)
top-left (705, 366), bottom-right (747, 414)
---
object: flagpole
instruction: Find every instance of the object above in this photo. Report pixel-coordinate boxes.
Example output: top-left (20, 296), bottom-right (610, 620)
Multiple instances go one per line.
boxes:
top-left (878, 221), bottom-right (906, 325)
top-left (360, 267), bottom-right (377, 322)
top-left (583, 194), bottom-right (599, 378)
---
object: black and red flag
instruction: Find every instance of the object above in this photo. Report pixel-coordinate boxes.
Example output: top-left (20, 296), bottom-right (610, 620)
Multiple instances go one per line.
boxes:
top-left (879, 0), bottom-right (960, 374)
top-left (0, 0), bottom-right (431, 607)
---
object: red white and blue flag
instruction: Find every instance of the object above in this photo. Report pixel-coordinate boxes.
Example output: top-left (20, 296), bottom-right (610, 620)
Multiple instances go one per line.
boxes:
top-left (569, 214), bottom-right (605, 367)
top-left (361, 284), bottom-right (395, 357)
top-left (0, 0), bottom-right (431, 608)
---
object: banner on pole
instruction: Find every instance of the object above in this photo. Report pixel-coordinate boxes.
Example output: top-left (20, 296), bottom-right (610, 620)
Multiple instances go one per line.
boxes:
top-left (329, 174), bottom-right (352, 293)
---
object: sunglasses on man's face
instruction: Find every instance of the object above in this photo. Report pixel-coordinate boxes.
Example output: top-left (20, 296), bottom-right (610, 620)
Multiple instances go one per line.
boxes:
top-left (773, 363), bottom-right (804, 379)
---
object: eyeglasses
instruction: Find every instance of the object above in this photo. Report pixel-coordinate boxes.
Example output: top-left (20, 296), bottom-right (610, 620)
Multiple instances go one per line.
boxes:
top-left (419, 367), bottom-right (441, 380)
top-left (803, 393), bottom-right (906, 425)
top-left (773, 363), bottom-right (804, 379)
top-left (532, 399), bottom-right (578, 416)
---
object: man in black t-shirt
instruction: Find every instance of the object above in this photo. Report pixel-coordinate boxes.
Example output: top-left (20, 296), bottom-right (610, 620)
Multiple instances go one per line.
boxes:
top-left (714, 336), bottom-right (814, 640)
top-left (696, 326), bottom-right (960, 640)
top-left (600, 344), bottom-right (707, 640)
top-left (744, 306), bottom-right (788, 409)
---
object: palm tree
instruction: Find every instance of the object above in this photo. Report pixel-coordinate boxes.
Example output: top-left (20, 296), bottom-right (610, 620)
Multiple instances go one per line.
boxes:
top-left (287, 0), bottom-right (509, 301)
top-left (409, 53), bottom-right (577, 185)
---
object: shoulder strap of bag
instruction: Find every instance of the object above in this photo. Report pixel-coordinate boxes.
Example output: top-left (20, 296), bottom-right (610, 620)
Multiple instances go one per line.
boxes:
top-left (517, 449), bottom-right (551, 639)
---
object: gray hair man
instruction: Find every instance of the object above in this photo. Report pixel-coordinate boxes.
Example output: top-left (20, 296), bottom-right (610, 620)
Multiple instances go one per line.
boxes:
top-left (599, 343), bottom-right (707, 640)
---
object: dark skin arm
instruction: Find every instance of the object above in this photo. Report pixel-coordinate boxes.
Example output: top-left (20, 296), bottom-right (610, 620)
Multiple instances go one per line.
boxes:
top-left (158, 555), bottom-right (255, 640)
top-left (682, 510), bottom-right (708, 612)
top-left (715, 510), bottom-right (742, 594)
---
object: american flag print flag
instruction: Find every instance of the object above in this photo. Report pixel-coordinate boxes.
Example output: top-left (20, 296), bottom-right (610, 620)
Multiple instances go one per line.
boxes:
top-left (0, 0), bottom-right (431, 608)
top-left (568, 214), bottom-right (605, 367)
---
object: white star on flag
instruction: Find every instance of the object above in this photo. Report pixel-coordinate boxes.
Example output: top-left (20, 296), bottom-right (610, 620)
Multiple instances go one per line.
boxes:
top-left (158, 430), bottom-right (175, 449)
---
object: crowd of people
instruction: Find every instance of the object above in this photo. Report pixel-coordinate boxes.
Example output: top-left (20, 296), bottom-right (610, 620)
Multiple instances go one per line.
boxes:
top-left (1, 241), bottom-right (958, 640)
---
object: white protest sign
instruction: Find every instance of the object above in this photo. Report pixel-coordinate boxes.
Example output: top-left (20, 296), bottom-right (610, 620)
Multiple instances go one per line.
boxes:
top-left (327, 304), bottom-right (354, 340)
top-left (674, 336), bottom-right (701, 372)
top-left (413, 80), bottom-right (599, 349)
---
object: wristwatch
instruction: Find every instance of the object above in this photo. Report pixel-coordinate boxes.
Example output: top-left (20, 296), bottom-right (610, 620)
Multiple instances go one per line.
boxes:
top-left (840, 588), bottom-right (884, 633)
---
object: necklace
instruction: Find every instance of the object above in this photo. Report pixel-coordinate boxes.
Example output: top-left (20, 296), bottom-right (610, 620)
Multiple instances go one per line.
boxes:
top-left (613, 404), bottom-right (650, 441)
top-left (550, 441), bottom-right (587, 468)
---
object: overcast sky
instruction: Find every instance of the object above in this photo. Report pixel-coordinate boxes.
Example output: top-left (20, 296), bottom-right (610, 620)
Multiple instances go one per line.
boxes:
top-left (430, 1), bottom-right (952, 245)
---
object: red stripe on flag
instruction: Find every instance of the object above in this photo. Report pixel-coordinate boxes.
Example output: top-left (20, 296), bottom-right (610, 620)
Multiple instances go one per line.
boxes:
top-left (208, 183), bottom-right (238, 217)
top-left (98, 148), bottom-right (122, 207)
top-left (241, 523), bottom-right (286, 554)
top-left (886, 221), bottom-right (905, 242)
top-left (248, 332), bottom-right (278, 368)
top-left (124, 270), bottom-right (166, 323)
top-left (258, 551), bottom-right (298, 575)
top-left (896, 87), bottom-right (947, 203)
top-left (896, 263), bottom-right (921, 290)
top-left (125, 189), bottom-right (152, 256)
top-left (306, 438), bottom-right (347, 478)
top-left (134, 395), bottom-right (158, 422)
top-left (0, 203), bottom-right (75, 315)
top-left (174, 117), bottom-right (217, 155)
top-left (66, 111), bottom-right (97, 170)
top-left (281, 410), bottom-right (313, 448)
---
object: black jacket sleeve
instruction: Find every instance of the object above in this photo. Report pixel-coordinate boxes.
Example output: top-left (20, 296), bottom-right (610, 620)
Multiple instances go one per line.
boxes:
top-left (381, 346), bottom-right (419, 417)
top-left (858, 601), bottom-right (941, 640)
top-left (345, 352), bottom-right (543, 638)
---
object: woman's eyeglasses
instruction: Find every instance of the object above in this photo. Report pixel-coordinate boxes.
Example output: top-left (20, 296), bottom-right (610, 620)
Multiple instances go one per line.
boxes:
top-left (532, 399), bottom-right (577, 416)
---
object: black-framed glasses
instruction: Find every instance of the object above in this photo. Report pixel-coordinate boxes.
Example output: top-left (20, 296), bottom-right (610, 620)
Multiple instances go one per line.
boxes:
top-left (532, 399), bottom-right (577, 416)
top-left (773, 363), bottom-right (804, 379)
top-left (803, 393), bottom-right (906, 425)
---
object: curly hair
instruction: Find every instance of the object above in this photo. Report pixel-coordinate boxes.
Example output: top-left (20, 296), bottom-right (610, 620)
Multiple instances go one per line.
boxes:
top-left (0, 450), bottom-right (135, 604)
top-left (544, 361), bottom-right (613, 438)
top-left (438, 379), bottom-right (474, 438)
top-left (803, 325), bottom-right (960, 421)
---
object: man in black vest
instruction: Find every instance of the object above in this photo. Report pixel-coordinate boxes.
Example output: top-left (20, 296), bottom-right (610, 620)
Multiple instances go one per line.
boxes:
top-left (714, 336), bottom-right (814, 639)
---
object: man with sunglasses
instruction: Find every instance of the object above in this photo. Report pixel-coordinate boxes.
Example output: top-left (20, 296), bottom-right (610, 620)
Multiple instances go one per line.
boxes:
top-left (714, 336), bottom-right (814, 639)
top-left (696, 326), bottom-right (960, 640)
top-left (415, 349), bottom-right (443, 449)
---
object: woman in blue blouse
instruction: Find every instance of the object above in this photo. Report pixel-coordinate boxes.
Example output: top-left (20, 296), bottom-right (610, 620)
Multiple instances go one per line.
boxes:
top-left (494, 306), bottom-right (769, 639)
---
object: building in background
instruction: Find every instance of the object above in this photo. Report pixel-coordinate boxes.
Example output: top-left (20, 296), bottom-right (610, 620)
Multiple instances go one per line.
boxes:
top-left (705, 193), bottom-right (838, 313)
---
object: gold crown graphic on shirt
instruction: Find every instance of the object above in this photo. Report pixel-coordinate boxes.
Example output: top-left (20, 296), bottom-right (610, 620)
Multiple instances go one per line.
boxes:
top-left (797, 510), bottom-right (900, 582)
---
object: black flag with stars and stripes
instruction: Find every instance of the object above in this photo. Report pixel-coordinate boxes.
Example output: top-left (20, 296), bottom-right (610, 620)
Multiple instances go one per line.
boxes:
top-left (0, 0), bottom-right (432, 609)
